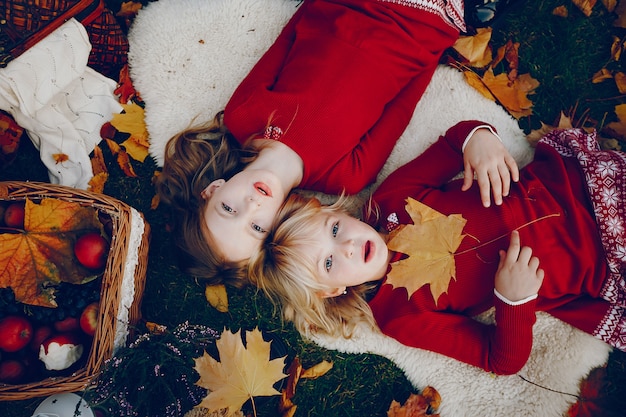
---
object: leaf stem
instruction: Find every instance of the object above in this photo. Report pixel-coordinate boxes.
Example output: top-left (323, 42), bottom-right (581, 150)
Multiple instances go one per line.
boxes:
top-left (455, 213), bottom-right (561, 257)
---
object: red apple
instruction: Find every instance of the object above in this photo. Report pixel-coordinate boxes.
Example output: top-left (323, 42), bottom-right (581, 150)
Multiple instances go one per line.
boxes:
top-left (0, 315), bottom-right (33, 352)
top-left (54, 316), bottom-right (80, 333)
top-left (74, 232), bottom-right (110, 270)
top-left (79, 302), bottom-right (99, 336)
top-left (30, 325), bottom-right (53, 352)
top-left (3, 202), bottom-right (25, 228)
top-left (0, 359), bottom-right (26, 384)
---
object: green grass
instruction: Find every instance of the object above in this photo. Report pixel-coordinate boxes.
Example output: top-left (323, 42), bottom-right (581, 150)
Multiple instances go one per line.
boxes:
top-left (2, 0), bottom-right (626, 416)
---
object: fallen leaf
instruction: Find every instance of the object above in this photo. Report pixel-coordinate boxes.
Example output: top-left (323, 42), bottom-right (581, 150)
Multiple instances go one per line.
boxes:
top-left (567, 366), bottom-right (610, 417)
top-left (526, 112), bottom-right (574, 146)
top-left (610, 36), bottom-right (623, 61)
top-left (552, 5), bottom-right (569, 17)
top-left (88, 172), bottom-right (109, 194)
top-left (117, 1), bottom-right (143, 18)
top-left (463, 70), bottom-right (497, 101)
top-left (614, 71), bottom-right (626, 93)
top-left (283, 357), bottom-right (302, 400)
top-left (386, 198), bottom-right (466, 303)
top-left (53, 153), bottom-right (69, 164)
top-left (116, 149), bottom-right (138, 177)
top-left (572, 0), bottom-right (597, 16)
top-left (602, 0), bottom-right (617, 13)
top-left (603, 103), bottom-right (626, 140)
top-left (150, 193), bottom-right (160, 210)
top-left (0, 199), bottom-right (103, 306)
top-left (301, 360), bottom-right (333, 379)
top-left (114, 64), bottom-right (137, 104)
top-left (386, 387), bottom-right (441, 417)
top-left (452, 28), bottom-right (493, 68)
top-left (193, 327), bottom-right (287, 417)
top-left (480, 69), bottom-right (539, 118)
top-left (91, 145), bottom-right (108, 176)
top-left (110, 103), bottom-right (150, 163)
top-left (592, 68), bottom-right (613, 83)
top-left (205, 284), bottom-right (229, 312)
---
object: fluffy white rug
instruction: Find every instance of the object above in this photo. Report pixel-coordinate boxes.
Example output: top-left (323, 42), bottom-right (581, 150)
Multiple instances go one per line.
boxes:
top-left (128, 1), bottom-right (612, 416)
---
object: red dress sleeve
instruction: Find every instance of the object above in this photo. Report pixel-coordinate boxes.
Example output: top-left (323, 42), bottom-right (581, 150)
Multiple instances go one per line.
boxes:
top-left (370, 284), bottom-right (538, 375)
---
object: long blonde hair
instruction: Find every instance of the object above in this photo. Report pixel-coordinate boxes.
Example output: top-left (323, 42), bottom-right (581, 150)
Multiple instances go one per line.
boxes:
top-left (250, 194), bottom-right (379, 338)
top-left (155, 112), bottom-right (257, 287)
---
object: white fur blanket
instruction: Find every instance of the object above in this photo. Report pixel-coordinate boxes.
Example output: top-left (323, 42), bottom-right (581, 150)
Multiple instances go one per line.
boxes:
top-left (127, 1), bottom-right (612, 416)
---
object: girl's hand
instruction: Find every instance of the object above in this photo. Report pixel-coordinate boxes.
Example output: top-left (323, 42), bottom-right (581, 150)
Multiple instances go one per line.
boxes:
top-left (462, 128), bottom-right (519, 207)
top-left (495, 231), bottom-right (544, 302)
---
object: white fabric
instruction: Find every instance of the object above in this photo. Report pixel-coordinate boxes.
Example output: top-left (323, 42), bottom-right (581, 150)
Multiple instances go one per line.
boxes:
top-left (0, 19), bottom-right (122, 189)
top-left (113, 207), bottom-right (146, 351)
top-left (127, 1), bottom-right (612, 415)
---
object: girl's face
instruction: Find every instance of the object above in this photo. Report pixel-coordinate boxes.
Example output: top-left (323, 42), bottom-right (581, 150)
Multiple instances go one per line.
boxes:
top-left (202, 168), bottom-right (287, 263)
top-left (304, 210), bottom-right (391, 296)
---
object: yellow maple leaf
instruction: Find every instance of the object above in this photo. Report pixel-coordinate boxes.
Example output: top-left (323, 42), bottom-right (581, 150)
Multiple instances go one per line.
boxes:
top-left (386, 198), bottom-right (467, 303)
top-left (452, 28), bottom-right (493, 68)
top-left (110, 103), bottom-right (150, 162)
top-left (205, 284), bottom-right (229, 312)
top-left (193, 327), bottom-right (287, 417)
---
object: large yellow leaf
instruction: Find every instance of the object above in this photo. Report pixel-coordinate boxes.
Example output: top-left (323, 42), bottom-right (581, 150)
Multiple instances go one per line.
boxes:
top-left (386, 198), bottom-right (467, 304)
top-left (452, 28), bottom-right (493, 68)
top-left (193, 327), bottom-right (287, 417)
top-left (110, 103), bottom-right (150, 163)
top-left (0, 199), bottom-right (104, 306)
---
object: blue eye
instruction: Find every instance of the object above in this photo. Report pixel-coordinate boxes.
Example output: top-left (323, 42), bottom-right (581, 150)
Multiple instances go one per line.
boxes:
top-left (324, 255), bottom-right (333, 272)
top-left (332, 222), bottom-right (339, 237)
top-left (252, 223), bottom-right (267, 234)
top-left (221, 203), bottom-right (234, 213)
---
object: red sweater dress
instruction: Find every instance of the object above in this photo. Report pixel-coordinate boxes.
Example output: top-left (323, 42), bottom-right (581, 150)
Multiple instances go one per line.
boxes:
top-left (223, 0), bottom-right (463, 194)
top-left (366, 120), bottom-right (619, 375)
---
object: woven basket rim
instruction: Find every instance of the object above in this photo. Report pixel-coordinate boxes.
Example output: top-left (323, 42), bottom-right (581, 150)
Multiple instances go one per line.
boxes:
top-left (0, 181), bottom-right (149, 400)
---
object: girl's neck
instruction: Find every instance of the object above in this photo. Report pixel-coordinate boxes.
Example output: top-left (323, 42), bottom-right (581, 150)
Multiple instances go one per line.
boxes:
top-left (249, 139), bottom-right (304, 190)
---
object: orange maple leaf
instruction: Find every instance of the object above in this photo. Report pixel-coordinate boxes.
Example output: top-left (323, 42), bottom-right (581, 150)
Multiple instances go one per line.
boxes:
top-left (53, 153), bottom-right (69, 164)
top-left (0, 199), bottom-right (104, 307)
top-left (387, 387), bottom-right (442, 417)
top-left (386, 198), bottom-right (467, 303)
top-left (114, 64), bottom-right (137, 104)
top-left (480, 69), bottom-right (539, 119)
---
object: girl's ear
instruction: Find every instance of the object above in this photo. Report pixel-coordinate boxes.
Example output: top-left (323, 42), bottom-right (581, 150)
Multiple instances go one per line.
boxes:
top-left (319, 287), bottom-right (347, 298)
top-left (201, 179), bottom-right (226, 199)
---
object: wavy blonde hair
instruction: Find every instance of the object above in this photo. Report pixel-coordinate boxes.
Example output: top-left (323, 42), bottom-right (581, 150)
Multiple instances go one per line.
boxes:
top-left (250, 193), bottom-right (379, 338)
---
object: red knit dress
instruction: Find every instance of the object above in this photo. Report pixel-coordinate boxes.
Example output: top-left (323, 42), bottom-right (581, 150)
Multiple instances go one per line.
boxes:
top-left (366, 120), bottom-right (626, 375)
top-left (224, 0), bottom-right (462, 194)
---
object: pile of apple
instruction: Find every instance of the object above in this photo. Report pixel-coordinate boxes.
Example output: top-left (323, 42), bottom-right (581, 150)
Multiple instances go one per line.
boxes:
top-left (0, 200), bottom-right (111, 385)
top-left (0, 301), bottom-right (99, 384)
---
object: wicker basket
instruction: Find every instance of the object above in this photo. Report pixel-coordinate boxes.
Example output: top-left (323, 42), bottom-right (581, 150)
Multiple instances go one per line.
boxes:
top-left (0, 181), bottom-right (150, 400)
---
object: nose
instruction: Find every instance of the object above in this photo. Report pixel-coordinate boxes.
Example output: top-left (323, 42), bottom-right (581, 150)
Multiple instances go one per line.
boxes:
top-left (246, 194), bottom-right (261, 207)
top-left (341, 239), bottom-right (354, 258)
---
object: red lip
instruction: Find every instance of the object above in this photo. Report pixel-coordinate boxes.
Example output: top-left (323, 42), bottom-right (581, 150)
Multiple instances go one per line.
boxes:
top-left (364, 241), bottom-right (373, 262)
top-left (254, 182), bottom-right (272, 197)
